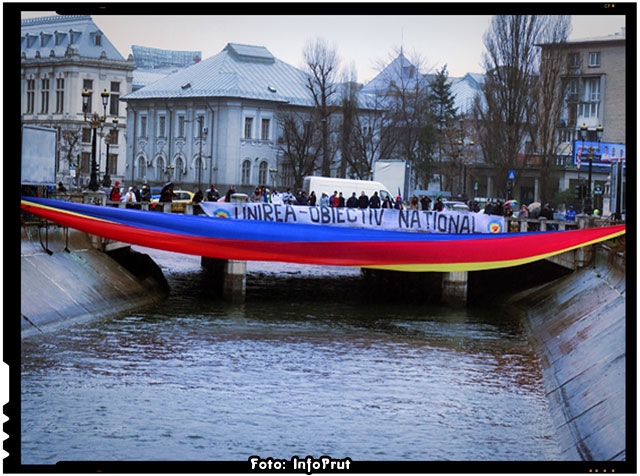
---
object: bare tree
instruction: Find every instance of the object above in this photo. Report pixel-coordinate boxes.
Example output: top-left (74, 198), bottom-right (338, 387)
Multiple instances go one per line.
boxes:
top-left (475, 15), bottom-right (545, 198)
top-left (303, 38), bottom-right (340, 176)
top-left (59, 126), bottom-right (82, 170)
top-left (374, 48), bottom-right (434, 193)
top-left (277, 107), bottom-right (321, 190)
top-left (531, 16), bottom-right (572, 203)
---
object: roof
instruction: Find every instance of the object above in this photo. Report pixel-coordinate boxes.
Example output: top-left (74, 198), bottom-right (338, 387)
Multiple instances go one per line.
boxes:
top-left (361, 52), bottom-right (430, 94)
top-left (133, 67), bottom-right (187, 90)
top-left (21, 14), bottom-right (126, 61)
top-left (123, 43), bottom-right (314, 106)
top-left (131, 45), bottom-right (202, 69)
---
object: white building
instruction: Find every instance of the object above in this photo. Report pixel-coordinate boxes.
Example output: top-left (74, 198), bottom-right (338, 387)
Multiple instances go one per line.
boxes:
top-left (21, 14), bottom-right (135, 188)
top-left (122, 43), bottom-right (315, 193)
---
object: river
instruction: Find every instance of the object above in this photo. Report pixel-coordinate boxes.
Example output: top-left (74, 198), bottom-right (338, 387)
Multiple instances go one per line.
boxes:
top-left (21, 247), bottom-right (560, 464)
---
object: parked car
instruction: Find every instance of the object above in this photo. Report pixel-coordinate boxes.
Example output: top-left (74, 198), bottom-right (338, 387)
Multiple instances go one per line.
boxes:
top-left (151, 189), bottom-right (195, 213)
top-left (150, 190), bottom-right (195, 204)
top-left (443, 200), bottom-right (470, 212)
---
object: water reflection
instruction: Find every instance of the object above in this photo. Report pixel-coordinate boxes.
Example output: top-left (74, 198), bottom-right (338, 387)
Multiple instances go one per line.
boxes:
top-left (21, 251), bottom-right (559, 463)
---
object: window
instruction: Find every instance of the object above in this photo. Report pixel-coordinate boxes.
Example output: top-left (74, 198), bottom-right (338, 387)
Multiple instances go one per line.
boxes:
top-left (95, 34), bottom-right (101, 46)
top-left (584, 77), bottom-right (600, 102)
top-left (108, 129), bottom-right (119, 145)
top-left (568, 53), bottom-right (580, 68)
top-left (107, 154), bottom-right (117, 174)
top-left (82, 127), bottom-right (92, 143)
top-left (258, 161), bottom-right (268, 185)
top-left (588, 52), bottom-right (601, 67)
top-left (175, 157), bottom-right (185, 181)
top-left (55, 78), bottom-right (64, 113)
top-left (261, 118), bottom-right (270, 141)
top-left (244, 117), bottom-right (253, 139)
top-left (155, 157), bottom-right (165, 180)
top-left (196, 116), bottom-right (205, 137)
top-left (40, 78), bottom-right (50, 114)
top-left (137, 157), bottom-right (146, 180)
top-left (109, 82), bottom-right (119, 116)
top-left (158, 116), bottom-right (166, 138)
top-left (566, 78), bottom-right (578, 97)
top-left (26, 79), bottom-right (35, 114)
top-left (178, 115), bottom-right (185, 137)
top-left (140, 116), bottom-right (147, 137)
top-left (80, 152), bottom-right (91, 173)
top-left (242, 160), bottom-right (251, 184)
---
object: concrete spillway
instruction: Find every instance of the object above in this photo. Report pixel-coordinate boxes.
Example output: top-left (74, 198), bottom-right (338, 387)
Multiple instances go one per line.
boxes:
top-left (21, 224), bottom-right (168, 338)
top-left (510, 246), bottom-right (626, 461)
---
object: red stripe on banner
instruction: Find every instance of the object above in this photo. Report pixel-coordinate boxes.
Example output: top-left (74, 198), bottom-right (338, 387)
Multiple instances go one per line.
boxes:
top-left (21, 201), bottom-right (626, 268)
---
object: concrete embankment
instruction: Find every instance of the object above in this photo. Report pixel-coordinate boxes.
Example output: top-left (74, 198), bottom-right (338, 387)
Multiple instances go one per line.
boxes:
top-left (509, 245), bottom-right (626, 461)
top-left (21, 224), bottom-right (168, 338)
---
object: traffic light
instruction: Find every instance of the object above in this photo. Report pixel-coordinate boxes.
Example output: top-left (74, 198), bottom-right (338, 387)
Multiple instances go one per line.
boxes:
top-left (574, 185), bottom-right (582, 199)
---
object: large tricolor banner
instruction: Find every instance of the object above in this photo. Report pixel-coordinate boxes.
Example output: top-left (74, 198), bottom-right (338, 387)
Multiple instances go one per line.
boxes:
top-left (21, 197), bottom-right (625, 272)
top-left (200, 202), bottom-right (506, 234)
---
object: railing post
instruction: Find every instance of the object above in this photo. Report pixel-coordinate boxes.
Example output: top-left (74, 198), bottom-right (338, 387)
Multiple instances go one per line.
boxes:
top-left (539, 217), bottom-right (547, 231)
top-left (519, 219), bottom-right (528, 232)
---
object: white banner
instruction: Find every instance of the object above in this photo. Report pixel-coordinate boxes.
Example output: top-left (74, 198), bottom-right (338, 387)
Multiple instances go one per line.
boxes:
top-left (199, 202), bottom-right (506, 234)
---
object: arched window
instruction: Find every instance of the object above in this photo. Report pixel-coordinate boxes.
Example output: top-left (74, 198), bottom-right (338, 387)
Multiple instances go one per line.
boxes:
top-left (258, 161), bottom-right (268, 185)
top-left (241, 160), bottom-right (251, 185)
top-left (155, 157), bottom-right (165, 181)
top-left (175, 157), bottom-right (185, 181)
top-left (137, 157), bottom-right (146, 180)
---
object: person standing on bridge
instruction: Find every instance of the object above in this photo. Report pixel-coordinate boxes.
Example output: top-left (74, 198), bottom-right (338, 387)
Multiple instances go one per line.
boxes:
top-left (369, 191), bottom-right (381, 209)
top-left (206, 184), bottom-right (220, 202)
top-left (358, 191), bottom-right (369, 209)
top-left (347, 192), bottom-right (358, 208)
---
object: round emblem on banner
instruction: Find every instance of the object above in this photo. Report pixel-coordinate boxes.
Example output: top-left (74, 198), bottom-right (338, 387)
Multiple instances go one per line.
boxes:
top-left (214, 210), bottom-right (230, 219)
top-left (488, 220), bottom-right (502, 233)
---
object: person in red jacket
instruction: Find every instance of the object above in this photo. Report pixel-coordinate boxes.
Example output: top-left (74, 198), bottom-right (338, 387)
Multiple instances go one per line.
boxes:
top-left (109, 181), bottom-right (121, 203)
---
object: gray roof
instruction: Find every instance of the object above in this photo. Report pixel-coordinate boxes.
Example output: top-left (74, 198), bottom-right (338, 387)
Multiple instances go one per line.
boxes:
top-left (123, 43), bottom-right (314, 106)
top-left (21, 15), bottom-right (125, 61)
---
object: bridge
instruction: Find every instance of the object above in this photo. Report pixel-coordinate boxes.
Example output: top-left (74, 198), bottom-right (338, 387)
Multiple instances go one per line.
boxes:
top-left (27, 191), bottom-right (625, 305)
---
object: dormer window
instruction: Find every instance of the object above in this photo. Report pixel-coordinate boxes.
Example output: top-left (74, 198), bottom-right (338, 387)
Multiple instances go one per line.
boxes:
top-left (95, 34), bottom-right (102, 46)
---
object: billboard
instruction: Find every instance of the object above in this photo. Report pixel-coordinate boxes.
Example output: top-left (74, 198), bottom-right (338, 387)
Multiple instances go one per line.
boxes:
top-left (573, 141), bottom-right (626, 169)
top-left (21, 125), bottom-right (58, 185)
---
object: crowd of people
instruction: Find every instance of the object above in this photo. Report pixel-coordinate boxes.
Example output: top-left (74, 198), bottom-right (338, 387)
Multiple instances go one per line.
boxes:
top-left (102, 181), bottom-right (597, 224)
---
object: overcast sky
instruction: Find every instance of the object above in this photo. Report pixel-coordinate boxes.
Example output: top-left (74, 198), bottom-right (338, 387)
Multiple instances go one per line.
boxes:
top-left (20, 11), bottom-right (627, 84)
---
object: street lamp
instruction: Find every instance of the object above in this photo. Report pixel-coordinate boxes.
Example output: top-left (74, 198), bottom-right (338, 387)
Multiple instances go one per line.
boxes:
top-left (579, 123), bottom-right (588, 213)
top-left (269, 167), bottom-right (278, 189)
top-left (457, 117), bottom-right (474, 199)
top-left (82, 88), bottom-right (109, 191)
top-left (593, 124), bottom-right (603, 213)
top-left (197, 116), bottom-right (208, 191)
top-left (103, 117), bottom-right (118, 188)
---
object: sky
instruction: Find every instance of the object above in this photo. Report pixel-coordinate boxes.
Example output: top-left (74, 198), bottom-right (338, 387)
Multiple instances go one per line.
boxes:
top-left (20, 11), bottom-right (627, 84)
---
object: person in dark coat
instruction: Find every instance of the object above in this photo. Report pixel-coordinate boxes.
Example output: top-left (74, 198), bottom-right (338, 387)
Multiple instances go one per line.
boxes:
top-left (433, 197), bottom-right (444, 212)
top-left (358, 191), bottom-right (369, 209)
top-left (420, 195), bottom-right (431, 210)
top-left (160, 182), bottom-right (175, 202)
top-left (382, 196), bottom-right (393, 209)
top-left (346, 193), bottom-right (358, 208)
top-left (369, 191), bottom-right (381, 209)
top-left (141, 185), bottom-right (152, 202)
top-left (206, 184), bottom-right (220, 202)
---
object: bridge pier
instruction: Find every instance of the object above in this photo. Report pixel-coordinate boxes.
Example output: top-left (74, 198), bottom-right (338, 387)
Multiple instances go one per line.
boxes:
top-left (201, 193), bottom-right (249, 301)
top-left (441, 271), bottom-right (468, 307)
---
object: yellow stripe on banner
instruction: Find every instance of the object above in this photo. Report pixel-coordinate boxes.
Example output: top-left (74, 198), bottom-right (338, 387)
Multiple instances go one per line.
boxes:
top-left (361, 229), bottom-right (626, 272)
top-left (21, 200), bottom-right (117, 224)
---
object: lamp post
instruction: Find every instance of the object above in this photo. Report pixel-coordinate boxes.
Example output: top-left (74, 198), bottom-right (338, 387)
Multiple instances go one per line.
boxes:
top-left (82, 88), bottom-right (109, 191)
top-left (457, 117), bottom-right (474, 199)
top-left (592, 124), bottom-right (603, 213)
top-left (197, 116), bottom-right (208, 192)
top-left (103, 117), bottom-right (118, 188)
top-left (579, 123), bottom-right (587, 213)
top-left (269, 167), bottom-right (278, 189)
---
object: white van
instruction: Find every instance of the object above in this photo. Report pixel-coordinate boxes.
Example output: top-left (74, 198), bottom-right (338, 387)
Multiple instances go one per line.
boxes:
top-left (302, 176), bottom-right (394, 203)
